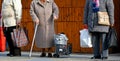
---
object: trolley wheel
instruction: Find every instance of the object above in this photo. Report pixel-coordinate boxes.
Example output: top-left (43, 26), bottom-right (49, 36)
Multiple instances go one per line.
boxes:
top-left (65, 53), bottom-right (69, 55)
top-left (53, 54), bottom-right (59, 58)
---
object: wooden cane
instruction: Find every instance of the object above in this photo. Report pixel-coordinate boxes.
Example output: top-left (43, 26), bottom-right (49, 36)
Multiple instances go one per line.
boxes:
top-left (29, 24), bottom-right (38, 58)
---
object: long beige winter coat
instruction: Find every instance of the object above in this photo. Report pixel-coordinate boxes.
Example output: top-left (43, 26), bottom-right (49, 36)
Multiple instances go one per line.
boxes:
top-left (1, 0), bottom-right (22, 27)
top-left (30, 0), bottom-right (59, 48)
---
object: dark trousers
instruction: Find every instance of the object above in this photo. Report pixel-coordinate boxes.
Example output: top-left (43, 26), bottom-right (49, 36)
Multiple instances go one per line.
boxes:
top-left (92, 32), bottom-right (108, 57)
top-left (4, 26), bottom-right (21, 55)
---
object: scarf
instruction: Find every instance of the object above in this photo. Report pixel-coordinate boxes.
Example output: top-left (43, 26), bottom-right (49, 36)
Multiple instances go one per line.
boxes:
top-left (94, 0), bottom-right (99, 7)
top-left (92, 0), bottom-right (100, 12)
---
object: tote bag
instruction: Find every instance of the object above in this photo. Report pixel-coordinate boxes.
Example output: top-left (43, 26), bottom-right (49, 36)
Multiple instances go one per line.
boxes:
top-left (11, 27), bottom-right (28, 47)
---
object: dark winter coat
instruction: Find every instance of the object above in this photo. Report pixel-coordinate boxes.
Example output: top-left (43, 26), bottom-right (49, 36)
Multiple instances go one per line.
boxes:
top-left (83, 0), bottom-right (114, 33)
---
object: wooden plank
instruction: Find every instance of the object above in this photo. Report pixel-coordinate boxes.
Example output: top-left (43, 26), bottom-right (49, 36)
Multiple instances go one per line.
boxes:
top-left (58, 8), bottom-right (83, 22)
top-left (22, 0), bottom-right (32, 9)
top-left (72, 0), bottom-right (85, 8)
top-left (22, 0), bottom-right (28, 9)
top-left (22, 9), bottom-right (31, 20)
top-left (55, 0), bottom-right (72, 8)
top-left (0, 0), bottom-right (2, 10)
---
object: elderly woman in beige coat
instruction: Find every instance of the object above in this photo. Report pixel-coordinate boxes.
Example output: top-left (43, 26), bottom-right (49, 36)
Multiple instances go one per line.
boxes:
top-left (30, 0), bottom-right (59, 57)
top-left (1, 0), bottom-right (22, 56)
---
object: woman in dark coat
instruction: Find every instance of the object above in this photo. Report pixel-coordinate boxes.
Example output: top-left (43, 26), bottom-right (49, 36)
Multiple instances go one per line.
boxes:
top-left (30, 0), bottom-right (59, 57)
top-left (83, 0), bottom-right (114, 59)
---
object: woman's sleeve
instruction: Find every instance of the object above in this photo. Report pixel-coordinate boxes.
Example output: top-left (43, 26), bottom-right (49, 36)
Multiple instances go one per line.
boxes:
top-left (83, 0), bottom-right (89, 24)
top-left (106, 0), bottom-right (114, 25)
top-left (30, 1), bottom-right (39, 21)
top-left (13, 0), bottom-right (22, 21)
top-left (52, 0), bottom-right (59, 19)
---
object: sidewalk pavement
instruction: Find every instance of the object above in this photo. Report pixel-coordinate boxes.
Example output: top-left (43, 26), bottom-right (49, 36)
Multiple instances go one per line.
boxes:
top-left (0, 51), bottom-right (120, 61)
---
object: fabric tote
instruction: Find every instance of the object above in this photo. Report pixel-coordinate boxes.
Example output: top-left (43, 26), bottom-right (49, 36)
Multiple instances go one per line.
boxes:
top-left (11, 27), bottom-right (28, 47)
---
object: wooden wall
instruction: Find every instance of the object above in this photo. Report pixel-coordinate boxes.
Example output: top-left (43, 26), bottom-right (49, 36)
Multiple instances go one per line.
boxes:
top-left (113, 0), bottom-right (120, 52)
top-left (21, 0), bottom-right (90, 53)
top-left (0, 0), bottom-right (120, 53)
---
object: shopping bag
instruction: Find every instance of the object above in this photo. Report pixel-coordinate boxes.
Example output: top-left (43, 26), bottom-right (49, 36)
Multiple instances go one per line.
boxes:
top-left (104, 27), bottom-right (117, 50)
top-left (80, 29), bottom-right (92, 48)
top-left (0, 13), bottom-right (6, 52)
top-left (11, 27), bottom-right (28, 47)
top-left (0, 27), bottom-right (6, 52)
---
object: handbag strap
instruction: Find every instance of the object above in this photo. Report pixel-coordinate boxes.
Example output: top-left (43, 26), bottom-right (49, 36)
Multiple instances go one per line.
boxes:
top-left (16, 24), bottom-right (23, 30)
top-left (105, 0), bottom-right (109, 13)
top-left (0, 18), bottom-right (2, 27)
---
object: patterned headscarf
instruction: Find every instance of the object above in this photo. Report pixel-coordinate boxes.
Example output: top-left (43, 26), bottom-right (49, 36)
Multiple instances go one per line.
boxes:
top-left (92, 0), bottom-right (100, 12)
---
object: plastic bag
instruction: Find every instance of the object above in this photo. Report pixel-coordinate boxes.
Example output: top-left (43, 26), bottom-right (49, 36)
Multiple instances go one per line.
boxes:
top-left (80, 29), bottom-right (92, 48)
top-left (104, 27), bottom-right (117, 50)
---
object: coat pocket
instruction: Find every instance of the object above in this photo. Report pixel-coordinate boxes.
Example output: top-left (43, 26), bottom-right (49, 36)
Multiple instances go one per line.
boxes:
top-left (1, 6), bottom-right (14, 18)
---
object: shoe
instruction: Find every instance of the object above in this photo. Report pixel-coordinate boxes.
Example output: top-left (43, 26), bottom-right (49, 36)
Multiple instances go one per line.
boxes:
top-left (13, 53), bottom-right (21, 56)
top-left (91, 56), bottom-right (101, 59)
top-left (48, 53), bottom-right (52, 57)
top-left (40, 53), bottom-right (46, 57)
top-left (7, 54), bottom-right (14, 57)
top-left (13, 54), bottom-right (21, 56)
top-left (102, 57), bottom-right (108, 59)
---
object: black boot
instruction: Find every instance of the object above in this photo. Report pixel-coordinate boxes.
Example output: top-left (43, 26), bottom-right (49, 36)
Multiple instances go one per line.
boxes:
top-left (91, 56), bottom-right (101, 59)
top-left (48, 53), bottom-right (52, 57)
top-left (7, 53), bottom-right (14, 57)
top-left (40, 52), bottom-right (46, 57)
top-left (13, 47), bottom-right (21, 56)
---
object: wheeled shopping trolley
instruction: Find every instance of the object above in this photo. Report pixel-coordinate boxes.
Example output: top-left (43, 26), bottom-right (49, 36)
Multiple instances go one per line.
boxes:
top-left (53, 33), bottom-right (72, 57)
